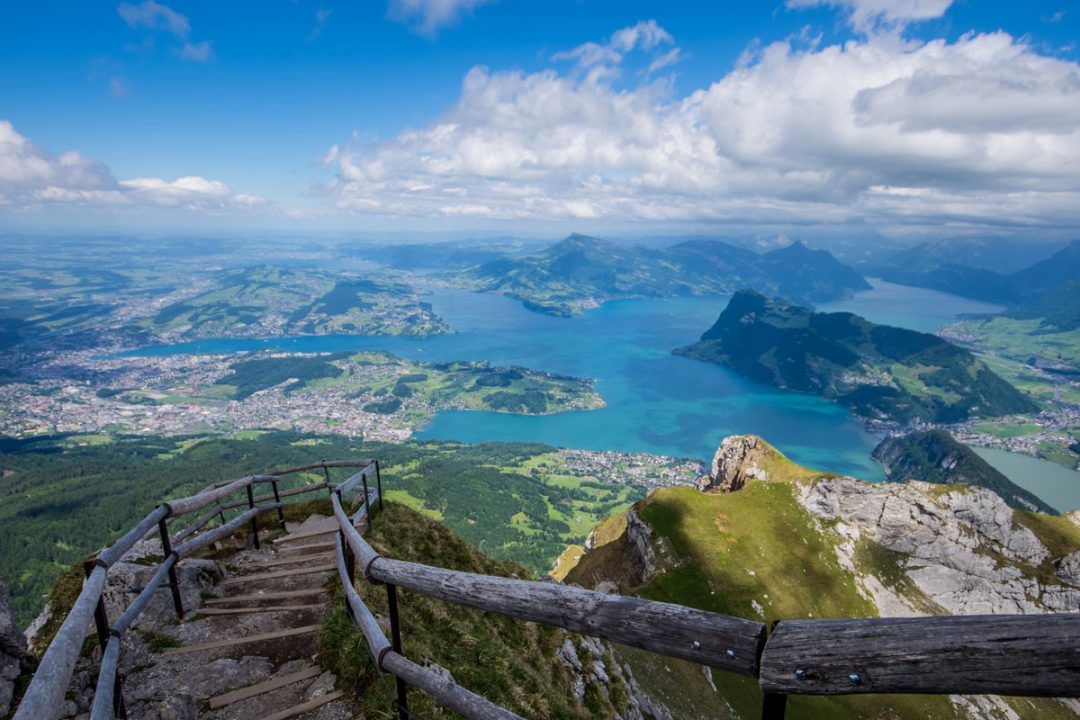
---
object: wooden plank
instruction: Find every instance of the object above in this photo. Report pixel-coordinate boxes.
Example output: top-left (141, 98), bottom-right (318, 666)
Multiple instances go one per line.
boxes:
top-left (209, 666), bottom-right (321, 709)
top-left (383, 652), bottom-right (522, 720)
top-left (272, 527), bottom-right (340, 545)
top-left (196, 604), bottom-right (324, 616)
top-left (262, 690), bottom-right (344, 720)
top-left (276, 540), bottom-right (336, 554)
top-left (759, 614), bottom-right (1080, 696)
top-left (219, 563), bottom-right (335, 586)
top-left (161, 625), bottom-right (320, 655)
top-left (204, 588), bottom-right (327, 605)
top-left (369, 557), bottom-right (766, 676)
top-left (334, 534), bottom-right (391, 664)
top-left (165, 475), bottom-right (257, 518)
top-left (251, 552), bottom-right (335, 569)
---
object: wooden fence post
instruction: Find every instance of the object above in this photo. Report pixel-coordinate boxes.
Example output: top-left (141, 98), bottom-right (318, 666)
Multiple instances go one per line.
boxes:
top-left (157, 517), bottom-right (184, 619)
top-left (761, 693), bottom-right (786, 720)
top-left (386, 583), bottom-right (409, 720)
top-left (362, 474), bottom-right (372, 527)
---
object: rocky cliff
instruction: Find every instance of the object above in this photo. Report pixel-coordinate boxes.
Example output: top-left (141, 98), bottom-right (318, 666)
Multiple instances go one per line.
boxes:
top-left (564, 434), bottom-right (1080, 719)
top-left (0, 581), bottom-right (27, 717)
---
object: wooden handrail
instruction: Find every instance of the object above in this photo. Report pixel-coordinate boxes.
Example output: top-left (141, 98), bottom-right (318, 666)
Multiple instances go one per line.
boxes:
top-left (759, 614), bottom-right (1080, 697)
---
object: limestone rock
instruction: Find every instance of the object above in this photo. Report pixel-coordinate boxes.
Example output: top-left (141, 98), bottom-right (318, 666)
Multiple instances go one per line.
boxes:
top-left (797, 477), bottom-right (1080, 615)
top-left (1067, 510), bottom-right (1080, 529)
top-left (0, 580), bottom-right (27, 717)
top-left (625, 509), bottom-right (658, 582)
top-left (101, 557), bottom-right (223, 630)
top-left (701, 435), bottom-right (769, 492)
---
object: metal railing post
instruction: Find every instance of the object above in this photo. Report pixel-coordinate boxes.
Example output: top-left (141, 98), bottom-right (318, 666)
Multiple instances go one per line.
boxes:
top-left (271, 479), bottom-right (286, 531)
top-left (323, 462), bottom-right (332, 494)
top-left (761, 693), bottom-right (787, 720)
top-left (376, 461), bottom-right (384, 512)
top-left (83, 561), bottom-right (127, 718)
top-left (386, 583), bottom-right (408, 720)
top-left (157, 517), bottom-right (184, 619)
top-left (362, 473), bottom-right (371, 527)
top-left (246, 484), bottom-right (260, 549)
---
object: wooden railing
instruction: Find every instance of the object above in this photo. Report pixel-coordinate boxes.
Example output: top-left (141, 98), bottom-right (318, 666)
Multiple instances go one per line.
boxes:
top-left (14, 458), bottom-right (1080, 720)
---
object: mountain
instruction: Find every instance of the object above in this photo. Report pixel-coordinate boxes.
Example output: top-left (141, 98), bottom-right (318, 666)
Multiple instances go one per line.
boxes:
top-left (875, 238), bottom-right (1079, 306)
top-left (675, 291), bottom-right (1039, 424)
top-left (1009, 277), bottom-right (1080, 331)
top-left (457, 234), bottom-right (870, 316)
top-left (872, 429), bottom-right (1055, 513)
top-left (564, 435), bottom-right (1080, 719)
top-left (879, 237), bottom-right (1066, 275)
top-left (1012, 239), bottom-right (1080, 292)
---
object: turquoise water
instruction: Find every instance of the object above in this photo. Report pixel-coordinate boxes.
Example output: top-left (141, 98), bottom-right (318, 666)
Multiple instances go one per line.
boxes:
top-left (973, 447), bottom-right (1080, 513)
top-left (134, 282), bottom-right (1012, 480)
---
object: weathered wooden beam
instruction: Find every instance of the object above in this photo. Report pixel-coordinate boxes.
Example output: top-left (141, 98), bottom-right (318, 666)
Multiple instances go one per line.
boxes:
top-left (266, 459), bottom-right (376, 477)
top-left (262, 691), bottom-right (344, 720)
top-left (161, 625), bottom-right (321, 655)
top-left (209, 666), bottom-right (322, 709)
top-left (218, 563), bottom-right (335, 586)
top-left (203, 588), bottom-right (327, 606)
top-left (368, 557), bottom-right (766, 675)
top-left (195, 604), bottom-right (324, 616)
top-left (759, 614), bottom-right (1080, 696)
top-left (164, 475), bottom-right (257, 518)
top-left (88, 635), bottom-right (121, 720)
top-left (96, 505), bottom-right (170, 567)
top-left (334, 533), bottom-right (392, 664)
top-left (174, 503), bottom-right (282, 559)
top-left (112, 554), bottom-right (179, 633)
top-left (382, 652), bottom-right (524, 720)
top-left (331, 493), bottom-right (380, 573)
top-left (251, 552), bottom-right (335, 569)
top-left (172, 502), bottom-right (226, 544)
top-left (219, 482), bottom-right (329, 511)
top-left (14, 566), bottom-right (108, 720)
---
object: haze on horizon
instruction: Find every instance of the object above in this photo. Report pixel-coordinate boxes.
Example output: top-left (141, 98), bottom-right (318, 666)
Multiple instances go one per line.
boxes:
top-left (1, 0), bottom-right (1079, 241)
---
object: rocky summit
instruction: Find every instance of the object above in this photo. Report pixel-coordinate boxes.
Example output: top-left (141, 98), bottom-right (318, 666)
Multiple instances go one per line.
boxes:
top-left (0, 580), bottom-right (27, 717)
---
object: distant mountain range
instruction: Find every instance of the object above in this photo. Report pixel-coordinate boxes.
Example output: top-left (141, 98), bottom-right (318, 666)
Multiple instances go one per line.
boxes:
top-left (877, 238), bottom-right (1080, 305)
top-left (675, 291), bottom-right (1038, 424)
top-left (453, 233), bottom-right (870, 316)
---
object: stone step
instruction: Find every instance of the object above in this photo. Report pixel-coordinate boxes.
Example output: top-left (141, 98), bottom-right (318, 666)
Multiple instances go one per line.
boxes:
top-left (209, 666), bottom-right (321, 710)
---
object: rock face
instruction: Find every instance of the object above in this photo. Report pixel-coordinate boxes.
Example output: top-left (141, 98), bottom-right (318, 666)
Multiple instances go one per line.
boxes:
top-left (797, 477), bottom-right (1080, 614)
top-left (698, 435), bottom-right (769, 493)
top-left (1, 580), bottom-right (28, 716)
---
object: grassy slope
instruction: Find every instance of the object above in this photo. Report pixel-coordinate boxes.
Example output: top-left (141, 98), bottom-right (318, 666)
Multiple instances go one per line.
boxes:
top-left (320, 501), bottom-right (630, 719)
top-left (565, 442), bottom-right (1076, 719)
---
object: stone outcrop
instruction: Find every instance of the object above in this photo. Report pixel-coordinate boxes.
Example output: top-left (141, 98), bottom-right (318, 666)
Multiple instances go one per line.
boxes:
top-left (1, 580), bottom-right (28, 717)
top-left (797, 477), bottom-right (1080, 614)
top-left (697, 435), bottom-right (769, 492)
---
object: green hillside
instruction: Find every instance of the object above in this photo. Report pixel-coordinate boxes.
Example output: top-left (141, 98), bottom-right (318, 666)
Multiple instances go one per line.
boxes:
top-left (872, 429), bottom-right (1056, 513)
top-left (564, 440), bottom-right (1080, 719)
top-left (676, 290), bottom-right (1038, 424)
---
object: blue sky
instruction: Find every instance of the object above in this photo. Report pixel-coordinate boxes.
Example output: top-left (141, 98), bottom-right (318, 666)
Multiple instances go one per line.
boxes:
top-left (1, 0), bottom-right (1078, 237)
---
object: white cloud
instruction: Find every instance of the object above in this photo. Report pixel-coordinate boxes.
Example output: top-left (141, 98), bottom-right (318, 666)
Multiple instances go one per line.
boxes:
top-left (323, 25), bottom-right (1080, 233)
top-left (180, 40), bottom-right (213, 61)
top-left (554, 20), bottom-right (675, 68)
top-left (117, 0), bottom-right (190, 37)
top-left (787, 0), bottom-right (954, 33)
top-left (307, 8), bottom-right (333, 42)
top-left (0, 121), bottom-right (265, 212)
top-left (388, 0), bottom-right (495, 37)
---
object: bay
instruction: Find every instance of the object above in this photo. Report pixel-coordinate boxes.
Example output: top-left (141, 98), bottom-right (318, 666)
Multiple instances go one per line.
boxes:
top-left (972, 447), bottom-right (1080, 514)
top-left (134, 281), bottom-right (1013, 481)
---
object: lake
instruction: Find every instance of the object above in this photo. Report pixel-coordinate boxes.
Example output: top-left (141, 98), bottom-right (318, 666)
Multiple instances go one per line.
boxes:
top-left (133, 280), bottom-right (1023, 486)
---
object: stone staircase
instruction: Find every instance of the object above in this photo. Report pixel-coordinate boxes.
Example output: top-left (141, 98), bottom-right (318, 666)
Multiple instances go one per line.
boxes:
top-left (116, 514), bottom-right (353, 720)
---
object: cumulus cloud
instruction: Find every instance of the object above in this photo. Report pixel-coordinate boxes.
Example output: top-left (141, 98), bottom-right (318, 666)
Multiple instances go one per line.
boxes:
top-left (323, 23), bottom-right (1080, 232)
top-left (554, 19), bottom-right (675, 69)
top-left (786, 0), bottom-right (954, 33)
top-left (388, 0), bottom-right (495, 37)
top-left (117, 0), bottom-right (190, 37)
top-left (180, 40), bottom-right (213, 61)
top-left (0, 120), bottom-right (265, 212)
